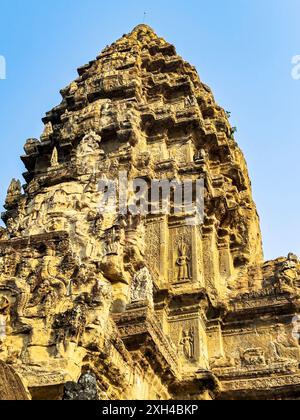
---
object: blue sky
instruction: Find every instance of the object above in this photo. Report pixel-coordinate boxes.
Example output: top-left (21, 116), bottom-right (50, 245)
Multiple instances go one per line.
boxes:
top-left (0, 0), bottom-right (299, 260)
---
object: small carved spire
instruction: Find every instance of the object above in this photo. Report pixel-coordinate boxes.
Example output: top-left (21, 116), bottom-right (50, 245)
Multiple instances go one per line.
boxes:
top-left (5, 179), bottom-right (22, 209)
top-left (50, 147), bottom-right (59, 167)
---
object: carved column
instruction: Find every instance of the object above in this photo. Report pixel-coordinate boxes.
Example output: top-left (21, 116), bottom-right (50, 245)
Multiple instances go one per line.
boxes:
top-left (145, 216), bottom-right (169, 288)
top-left (218, 237), bottom-right (234, 293)
top-left (202, 224), bottom-right (221, 298)
top-left (206, 320), bottom-right (226, 364)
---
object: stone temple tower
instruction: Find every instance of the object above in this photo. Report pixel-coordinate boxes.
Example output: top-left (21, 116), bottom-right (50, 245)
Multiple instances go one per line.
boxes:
top-left (0, 25), bottom-right (299, 400)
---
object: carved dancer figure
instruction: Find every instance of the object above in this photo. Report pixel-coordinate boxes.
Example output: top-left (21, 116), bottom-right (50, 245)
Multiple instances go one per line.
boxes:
top-left (176, 241), bottom-right (191, 282)
top-left (180, 328), bottom-right (195, 360)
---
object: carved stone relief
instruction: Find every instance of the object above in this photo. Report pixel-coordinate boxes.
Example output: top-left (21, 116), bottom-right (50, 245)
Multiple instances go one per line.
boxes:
top-left (130, 267), bottom-right (153, 307)
top-left (169, 226), bottom-right (192, 285)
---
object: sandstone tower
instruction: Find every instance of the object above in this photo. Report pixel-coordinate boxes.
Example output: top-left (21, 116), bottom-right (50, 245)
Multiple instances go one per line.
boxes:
top-left (0, 25), bottom-right (299, 400)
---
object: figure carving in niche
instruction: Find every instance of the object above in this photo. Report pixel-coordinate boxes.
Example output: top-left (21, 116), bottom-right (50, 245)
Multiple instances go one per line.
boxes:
top-left (180, 327), bottom-right (195, 361)
top-left (130, 267), bottom-right (153, 307)
top-left (50, 147), bottom-right (59, 167)
top-left (75, 132), bottom-right (103, 175)
top-left (29, 279), bottom-right (60, 320)
top-left (76, 132), bottom-right (101, 157)
top-left (29, 247), bottom-right (66, 318)
top-left (176, 241), bottom-right (191, 283)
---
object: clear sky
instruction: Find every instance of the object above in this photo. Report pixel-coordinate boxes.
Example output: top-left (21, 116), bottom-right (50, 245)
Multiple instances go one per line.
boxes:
top-left (0, 0), bottom-right (299, 261)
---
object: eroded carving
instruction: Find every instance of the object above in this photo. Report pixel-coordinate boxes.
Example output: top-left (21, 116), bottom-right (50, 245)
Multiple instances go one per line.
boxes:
top-left (0, 24), bottom-right (298, 401)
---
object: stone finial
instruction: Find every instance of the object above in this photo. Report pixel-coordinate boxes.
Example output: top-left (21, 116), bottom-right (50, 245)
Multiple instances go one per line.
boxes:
top-left (50, 147), bottom-right (59, 167)
top-left (5, 179), bottom-right (22, 209)
top-left (129, 24), bottom-right (158, 41)
top-left (131, 24), bottom-right (156, 34)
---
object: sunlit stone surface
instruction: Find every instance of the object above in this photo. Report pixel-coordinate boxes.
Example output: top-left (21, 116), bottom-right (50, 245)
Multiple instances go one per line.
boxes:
top-left (0, 25), bottom-right (299, 400)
